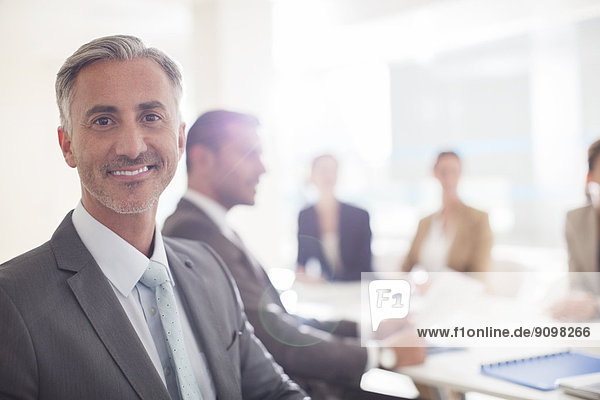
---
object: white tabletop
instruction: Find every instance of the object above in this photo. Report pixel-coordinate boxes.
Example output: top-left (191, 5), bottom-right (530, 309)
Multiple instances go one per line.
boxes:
top-left (399, 347), bottom-right (588, 400)
top-left (287, 279), bottom-right (600, 400)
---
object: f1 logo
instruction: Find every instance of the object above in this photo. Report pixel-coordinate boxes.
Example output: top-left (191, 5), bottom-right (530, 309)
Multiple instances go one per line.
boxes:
top-left (368, 280), bottom-right (411, 331)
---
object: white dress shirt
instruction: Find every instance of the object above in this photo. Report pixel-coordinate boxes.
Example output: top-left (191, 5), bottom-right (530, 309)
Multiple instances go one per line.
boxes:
top-left (72, 202), bottom-right (215, 400)
top-left (321, 231), bottom-right (341, 273)
top-left (418, 213), bottom-right (455, 273)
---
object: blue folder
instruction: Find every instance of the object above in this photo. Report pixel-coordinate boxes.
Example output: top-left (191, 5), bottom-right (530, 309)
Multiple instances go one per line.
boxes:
top-left (481, 351), bottom-right (600, 391)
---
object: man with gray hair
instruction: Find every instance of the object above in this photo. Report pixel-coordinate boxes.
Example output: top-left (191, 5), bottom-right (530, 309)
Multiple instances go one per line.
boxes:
top-left (0, 35), bottom-right (306, 400)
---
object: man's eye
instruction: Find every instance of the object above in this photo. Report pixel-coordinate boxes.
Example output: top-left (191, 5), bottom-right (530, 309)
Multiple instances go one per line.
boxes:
top-left (93, 117), bottom-right (112, 126)
top-left (144, 114), bottom-right (161, 122)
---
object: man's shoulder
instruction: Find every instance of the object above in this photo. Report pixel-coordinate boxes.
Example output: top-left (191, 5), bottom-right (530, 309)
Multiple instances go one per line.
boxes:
top-left (0, 241), bottom-right (62, 308)
top-left (163, 198), bottom-right (203, 223)
top-left (163, 235), bottom-right (215, 259)
top-left (163, 236), bottom-right (233, 279)
top-left (163, 199), bottom-right (217, 238)
top-left (0, 241), bottom-right (55, 280)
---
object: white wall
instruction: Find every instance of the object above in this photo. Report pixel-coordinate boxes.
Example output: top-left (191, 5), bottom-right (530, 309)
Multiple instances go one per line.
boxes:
top-left (3, 0), bottom-right (600, 272)
top-left (0, 0), bottom-right (196, 262)
top-left (267, 0), bottom-right (600, 270)
top-left (0, 0), bottom-right (281, 265)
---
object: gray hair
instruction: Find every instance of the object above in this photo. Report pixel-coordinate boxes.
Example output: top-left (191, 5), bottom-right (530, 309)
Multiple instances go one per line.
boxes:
top-left (55, 34), bottom-right (183, 134)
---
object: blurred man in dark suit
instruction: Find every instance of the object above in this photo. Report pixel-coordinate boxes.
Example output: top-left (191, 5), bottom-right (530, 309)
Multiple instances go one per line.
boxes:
top-left (163, 110), bottom-right (425, 400)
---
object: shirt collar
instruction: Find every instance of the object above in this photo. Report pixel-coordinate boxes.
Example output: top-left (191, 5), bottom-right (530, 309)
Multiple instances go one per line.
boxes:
top-left (72, 202), bottom-right (172, 297)
top-left (183, 189), bottom-right (236, 241)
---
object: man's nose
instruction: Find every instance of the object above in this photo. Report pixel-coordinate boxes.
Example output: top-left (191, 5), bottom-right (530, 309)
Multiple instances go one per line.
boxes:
top-left (115, 122), bottom-right (148, 159)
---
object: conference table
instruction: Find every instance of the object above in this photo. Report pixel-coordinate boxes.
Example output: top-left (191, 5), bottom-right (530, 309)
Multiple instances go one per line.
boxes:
top-left (399, 347), bottom-right (590, 400)
top-left (287, 274), bottom-right (599, 400)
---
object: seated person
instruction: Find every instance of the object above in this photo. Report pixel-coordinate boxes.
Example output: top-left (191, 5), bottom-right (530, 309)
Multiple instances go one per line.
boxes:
top-left (163, 110), bottom-right (425, 400)
top-left (401, 151), bottom-right (492, 273)
top-left (297, 154), bottom-right (373, 281)
top-left (0, 36), bottom-right (305, 400)
top-left (554, 139), bottom-right (600, 321)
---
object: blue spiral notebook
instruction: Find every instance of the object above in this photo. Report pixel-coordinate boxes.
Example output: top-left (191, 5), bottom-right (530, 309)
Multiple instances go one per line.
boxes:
top-left (481, 351), bottom-right (600, 391)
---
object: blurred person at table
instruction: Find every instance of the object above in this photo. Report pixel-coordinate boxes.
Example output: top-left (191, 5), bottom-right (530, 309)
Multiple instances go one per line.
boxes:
top-left (296, 154), bottom-right (372, 282)
top-left (163, 111), bottom-right (425, 400)
top-left (553, 139), bottom-right (600, 321)
top-left (401, 151), bottom-right (492, 274)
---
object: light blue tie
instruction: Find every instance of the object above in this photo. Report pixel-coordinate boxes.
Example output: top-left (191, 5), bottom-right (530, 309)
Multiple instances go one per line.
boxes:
top-left (140, 260), bottom-right (202, 400)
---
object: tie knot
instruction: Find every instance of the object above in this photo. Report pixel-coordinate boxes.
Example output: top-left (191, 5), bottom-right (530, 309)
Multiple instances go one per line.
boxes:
top-left (139, 260), bottom-right (171, 289)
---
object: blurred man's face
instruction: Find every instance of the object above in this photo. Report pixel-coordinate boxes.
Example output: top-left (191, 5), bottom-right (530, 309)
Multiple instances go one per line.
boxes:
top-left (59, 58), bottom-right (185, 217)
top-left (210, 122), bottom-right (266, 209)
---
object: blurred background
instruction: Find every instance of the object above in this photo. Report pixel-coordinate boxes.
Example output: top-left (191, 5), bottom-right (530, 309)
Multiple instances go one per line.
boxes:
top-left (2, 0), bottom-right (600, 274)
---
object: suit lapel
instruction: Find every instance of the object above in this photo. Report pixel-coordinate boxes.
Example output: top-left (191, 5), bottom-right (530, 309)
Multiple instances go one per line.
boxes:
top-left (185, 201), bottom-right (280, 299)
top-left (201, 212), bottom-right (284, 309)
top-left (165, 240), bottom-right (238, 399)
top-left (51, 213), bottom-right (170, 400)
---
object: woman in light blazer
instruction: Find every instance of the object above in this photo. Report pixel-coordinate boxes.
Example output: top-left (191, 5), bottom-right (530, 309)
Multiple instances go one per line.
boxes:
top-left (554, 139), bottom-right (600, 321)
top-left (565, 140), bottom-right (600, 280)
top-left (401, 151), bottom-right (492, 274)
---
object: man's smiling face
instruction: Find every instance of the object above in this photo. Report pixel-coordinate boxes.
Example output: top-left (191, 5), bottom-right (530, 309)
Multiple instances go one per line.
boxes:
top-left (60, 58), bottom-right (185, 216)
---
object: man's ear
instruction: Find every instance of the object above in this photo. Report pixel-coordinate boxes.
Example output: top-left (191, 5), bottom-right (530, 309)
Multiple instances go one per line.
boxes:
top-left (188, 144), bottom-right (215, 172)
top-left (177, 122), bottom-right (186, 160)
top-left (586, 171), bottom-right (592, 184)
top-left (58, 127), bottom-right (77, 168)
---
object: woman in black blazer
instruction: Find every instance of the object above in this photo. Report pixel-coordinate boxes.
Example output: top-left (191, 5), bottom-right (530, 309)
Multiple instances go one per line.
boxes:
top-left (297, 154), bottom-right (372, 281)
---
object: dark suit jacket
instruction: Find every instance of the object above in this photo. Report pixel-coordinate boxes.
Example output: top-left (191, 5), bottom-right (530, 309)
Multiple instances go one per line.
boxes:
top-left (0, 212), bottom-right (306, 400)
top-left (163, 199), bottom-right (367, 390)
top-left (297, 202), bottom-right (372, 281)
